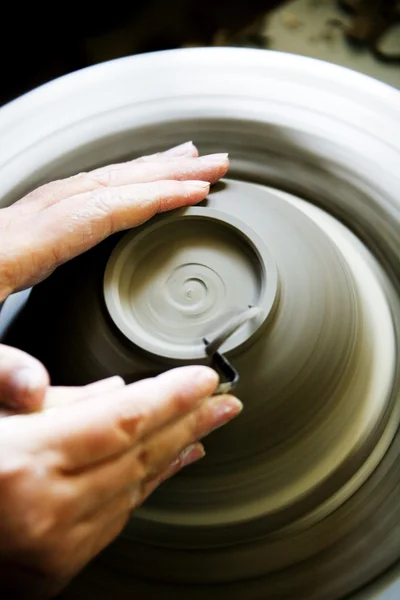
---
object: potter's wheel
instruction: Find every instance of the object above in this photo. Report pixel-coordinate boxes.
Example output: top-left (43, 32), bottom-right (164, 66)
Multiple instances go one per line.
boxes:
top-left (0, 48), bottom-right (400, 599)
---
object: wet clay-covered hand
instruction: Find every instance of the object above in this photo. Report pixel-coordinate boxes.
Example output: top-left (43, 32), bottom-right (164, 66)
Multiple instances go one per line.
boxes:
top-left (0, 142), bottom-right (228, 301)
top-left (0, 141), bottom-right (229, 414)
top-left (0, 144), bottom-right (239, 598)
top-left (0, 366), bottom-right (242, 599)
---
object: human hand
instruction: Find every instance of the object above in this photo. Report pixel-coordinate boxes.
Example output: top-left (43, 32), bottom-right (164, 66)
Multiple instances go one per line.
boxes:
top-left (0, 141), bottom-right (228, 414)
top-left (0, 141), bottom-right (228, 301)
top-left (0, 143), bottom-right (236, 598)
top-left (0, 365), bottom-right (242, 599)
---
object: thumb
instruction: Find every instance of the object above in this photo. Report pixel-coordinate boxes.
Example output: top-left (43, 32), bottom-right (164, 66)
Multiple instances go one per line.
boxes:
top-left (0, 344), bottom-right (49, 412)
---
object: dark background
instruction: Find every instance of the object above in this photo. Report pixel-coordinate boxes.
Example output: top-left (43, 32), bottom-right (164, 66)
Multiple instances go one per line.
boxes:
top-left (0, 1), bottom-right (284, 106)
top-left (0, 1), bottom-right (398, 107)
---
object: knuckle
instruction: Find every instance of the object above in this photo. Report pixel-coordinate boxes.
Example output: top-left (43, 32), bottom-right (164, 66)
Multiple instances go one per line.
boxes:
top-left (85, 189), bottom-right (116, 234)
top-left (83, 171), bottom-right (110, 189)
top-left (185, 408), bottom-right (209, 441)
top-left (113, 401), bottom-right (142, 441)
top-left (136, 447), bottom-right (153, 472)
top-left (89, 188), bottom-right (114, 214)
top-left (135, 443), bottom-right (166, 481)
top-left (82, 426), bottom-right (120, 462)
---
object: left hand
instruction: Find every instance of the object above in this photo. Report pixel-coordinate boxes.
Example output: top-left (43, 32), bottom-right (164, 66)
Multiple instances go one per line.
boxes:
top-left (0, 141), bottom-right (228, 414)
top-left (0, 142), bottom-right (235, 599)
top-left (0, 141), bottom-right (228, 301)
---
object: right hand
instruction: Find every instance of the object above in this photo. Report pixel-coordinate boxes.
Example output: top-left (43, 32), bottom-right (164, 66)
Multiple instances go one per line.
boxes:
top-left (0, 364), bottom-right (242, 599)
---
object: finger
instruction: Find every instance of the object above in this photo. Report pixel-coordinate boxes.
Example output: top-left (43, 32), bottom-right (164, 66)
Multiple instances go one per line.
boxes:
top-left (16, 141), bottom-right (199, 210)
top-left (23, 179), bottom-right (211, 272)
top-left (0, 344), bottom-right (49, 412)
top-left (36, 154), bottom-right (225, 213)
top-left (70, 394), bottom-right (240, 518)
top-left (74, 442), bottom-right (205, 520)
top-left (85, 142), bottom-right (200, 181)
top-left (22, 153), bottom-right (225, 215)
top-left (43, 366), bottom-right (218, 470)
top-left (131, 141), bottom-right (198, 161)
top-left (147, 441), bottom-right (206, 485)
top-left (132, 394), bottom-right (242, 482)
top-left (161, 141), bottom-right (198, 157)
top-left (73, 394), bottom-right (241, 516)
top-left (43, 376), bottom-right (125, 409)
top-left (139, 442), bottom-right (205, 503)
top-left (89, 154), bottom-right (228, 188)
top-left (4, 178), bottom-right (212, 294)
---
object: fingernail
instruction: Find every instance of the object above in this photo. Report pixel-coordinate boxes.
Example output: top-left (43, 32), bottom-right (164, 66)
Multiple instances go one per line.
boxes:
top-left (209, 396), bottom-right (243, 431)
top-left (160, 443), bottom-right (205, 483)
top-left (85, 375), bottom-right (125, 394)
top-left (198, 153), bottom-right (229, 164)
top-left (180, 443), bottom-right (206, 467)
top-left (91, 375), bottom-right (125, 386)
top-left (184, 181), bottom-right (210, 191)
top-left (165, 141), bottom-right (194, 155)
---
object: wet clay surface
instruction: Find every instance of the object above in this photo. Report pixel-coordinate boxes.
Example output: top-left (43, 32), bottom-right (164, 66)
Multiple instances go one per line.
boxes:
top-left (1, 47), bottom-right (400, 599)
top-left (5, 179), bottom-right (400, 600)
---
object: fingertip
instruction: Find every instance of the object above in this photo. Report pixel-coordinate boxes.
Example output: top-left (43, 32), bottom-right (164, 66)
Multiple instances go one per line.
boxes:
top-left (169, 442), bottom-right (206, 474)
top-left (179, 441), bottom-right (206, 466)
top-left (10, 366), bottom-right (50, 411)
top-left (219, 156), bottom-right (230, 177)
top-left (183, 180), bottom-right (210, 203)
top-left (196, 152), bottom-right (229, 181)
top-left (84, 375), bottom-right (126, 394)
top-left (152, 442), bottom-right (206, 489)
top-left (159, 365), bottom-right (219, 397)
top-left (189, 143), bottom-right (200, 158)
top-left (184, 180), bottom-right (210, 191)
top-left (212, 394), bottom-right (243, 417)
top-left (215, 154), bottom-right (230, 180)
top-left (192, 366), bottom-right (219, 393)
top-left (164, 141), bottom-right (198, 157)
